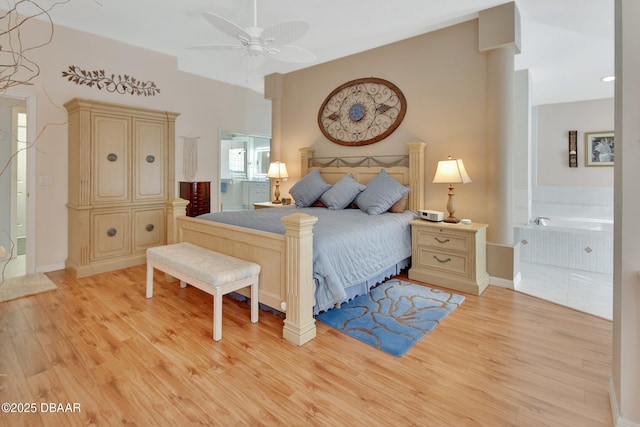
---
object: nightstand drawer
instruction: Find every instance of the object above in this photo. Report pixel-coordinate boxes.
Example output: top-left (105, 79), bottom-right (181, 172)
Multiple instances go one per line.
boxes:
top-left (415, 248), bottom-right (468, 276)
top-left (415, 229), bottom-right (469, 252)
top-left (409, 219), bottom-right (489, 295)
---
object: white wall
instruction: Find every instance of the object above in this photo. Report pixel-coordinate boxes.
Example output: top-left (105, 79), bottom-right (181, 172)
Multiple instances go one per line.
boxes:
top-left (536, 98), bottom-right (614, 187)
top-left (533, 98), bottom-right (614, 222)
top-left (0, 16), bottom-right (271, 272)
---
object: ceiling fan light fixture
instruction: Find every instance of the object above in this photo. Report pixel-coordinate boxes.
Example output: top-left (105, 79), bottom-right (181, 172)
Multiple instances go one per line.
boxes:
top-left (195, 0), bottom-right (315, 70)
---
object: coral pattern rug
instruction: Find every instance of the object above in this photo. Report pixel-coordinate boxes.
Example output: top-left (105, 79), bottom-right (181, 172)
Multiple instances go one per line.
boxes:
top-left (317, 279), bottom-right (465, 357)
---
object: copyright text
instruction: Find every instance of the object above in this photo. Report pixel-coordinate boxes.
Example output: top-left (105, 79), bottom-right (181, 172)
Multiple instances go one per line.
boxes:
top-left (2, 402), bottom-right (81, 413)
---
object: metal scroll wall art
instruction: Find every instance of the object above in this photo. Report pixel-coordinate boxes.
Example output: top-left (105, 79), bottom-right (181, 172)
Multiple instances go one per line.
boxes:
top-left (61, 65), bottom-right (161, 96)
top-left (318, 77), bottom-right (407, 146)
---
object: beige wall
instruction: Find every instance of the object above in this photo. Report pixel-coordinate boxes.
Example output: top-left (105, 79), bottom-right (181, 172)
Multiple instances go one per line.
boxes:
top-left (273, 19), bottom-right (491, 225)
top-left (2, 17), bottom-right (271, 271)
top-left (536, 98), bottom-right (614, 187)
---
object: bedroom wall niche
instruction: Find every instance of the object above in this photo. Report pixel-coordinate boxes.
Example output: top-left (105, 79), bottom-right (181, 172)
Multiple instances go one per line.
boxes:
top-left (269, 18), bottom-right (489, 224)
top-left (219, 131), bottom-right (271, 211)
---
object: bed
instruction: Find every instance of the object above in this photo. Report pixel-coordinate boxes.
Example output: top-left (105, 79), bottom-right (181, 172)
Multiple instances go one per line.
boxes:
top-left (166, 141), bottom-right (426, 345)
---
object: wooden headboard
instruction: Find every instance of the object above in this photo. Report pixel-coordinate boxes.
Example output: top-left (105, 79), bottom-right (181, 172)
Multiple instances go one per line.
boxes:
top-left (299, 141), bottom-right (426, 211)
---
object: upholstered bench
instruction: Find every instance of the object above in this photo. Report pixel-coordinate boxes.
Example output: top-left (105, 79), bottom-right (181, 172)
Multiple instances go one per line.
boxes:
top-left (146, 242), bottom-right (260, 341)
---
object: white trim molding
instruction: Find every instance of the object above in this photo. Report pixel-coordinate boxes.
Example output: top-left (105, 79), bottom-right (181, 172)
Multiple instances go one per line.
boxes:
top-left (489, 271), bottom-right (521, 290)
top-left (610, 378), bottom-right (640, 427)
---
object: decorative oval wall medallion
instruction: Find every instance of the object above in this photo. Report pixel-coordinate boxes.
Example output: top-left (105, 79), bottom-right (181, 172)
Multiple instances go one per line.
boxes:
top-left (318, 77), bottom-right (407, 146)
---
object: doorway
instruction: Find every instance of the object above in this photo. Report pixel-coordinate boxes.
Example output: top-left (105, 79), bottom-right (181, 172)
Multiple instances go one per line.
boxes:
top-left (0, 94), bottom-right (34, 281)
top-left (219, 131), bottom-right (271, 211)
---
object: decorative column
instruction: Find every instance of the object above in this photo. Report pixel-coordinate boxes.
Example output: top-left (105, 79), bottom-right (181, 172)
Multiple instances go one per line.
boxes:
top-left (265, 73), bottom-right (283, 163)
top-left (479, 2), bottom-right (520, 245)
top-left (484, 45), bottom-right (515, 244)
top-left (281, 212), bottom-right (318, 346)
top-left (166, 198), bottom-right (189, 244)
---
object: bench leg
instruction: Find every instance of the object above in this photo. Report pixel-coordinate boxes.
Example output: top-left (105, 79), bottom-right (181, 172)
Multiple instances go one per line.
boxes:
top-left (180, 280), bottom-right (187, 289)
top-left (251, 278), bottom-right (259, 324)
top-left (213, 288), bottom-right (223, 341)
top-left (146, 263), bottom-right (154, 298)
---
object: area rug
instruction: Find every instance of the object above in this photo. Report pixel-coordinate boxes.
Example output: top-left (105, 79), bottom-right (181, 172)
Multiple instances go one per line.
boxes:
top-left (316, 279), bottom-right (465, 357)
top-left (0, 273), bottom-right (57, 303)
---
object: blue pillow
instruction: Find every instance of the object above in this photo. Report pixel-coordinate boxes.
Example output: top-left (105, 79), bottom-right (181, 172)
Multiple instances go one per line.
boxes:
top-left (289, 169), bottom-right (332, 207)
top-left (354, 169), bottom-right (410, 215)
top-left (319, 174), bottom-right (366, 209)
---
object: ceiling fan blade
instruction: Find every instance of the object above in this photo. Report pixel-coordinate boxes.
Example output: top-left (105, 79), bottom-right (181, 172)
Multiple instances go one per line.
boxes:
top-left (262, 20), bottom-right (310, 46)
top-left (269, 45), bottom-right (316, 63)
top-left (189, 43), bottom-right (243, 51)
top-left (202, 11), bottom-right (250, 41)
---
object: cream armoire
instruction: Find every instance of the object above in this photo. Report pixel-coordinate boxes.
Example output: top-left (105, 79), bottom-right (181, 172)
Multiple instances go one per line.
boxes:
top-left (65, 98), bottom-right (180, 278)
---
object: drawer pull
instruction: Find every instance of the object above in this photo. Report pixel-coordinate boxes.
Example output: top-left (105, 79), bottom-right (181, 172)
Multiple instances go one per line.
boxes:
top-left (434, 237), bottom-right (450, 244)
top-left (146, 155), bottom-right (155, 163)
top-left (433, 255), bottom-right (452, 264)
top-left (106, 228), bottom-right (117, 237)
top-left (145, 224), bottom-right (155, 232)
top-left (107, 153), bottom-right (118, 162)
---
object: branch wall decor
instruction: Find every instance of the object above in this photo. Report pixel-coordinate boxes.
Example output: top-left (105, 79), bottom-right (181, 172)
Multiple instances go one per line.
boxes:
top-left (61, 66), bottom-right (161, 96)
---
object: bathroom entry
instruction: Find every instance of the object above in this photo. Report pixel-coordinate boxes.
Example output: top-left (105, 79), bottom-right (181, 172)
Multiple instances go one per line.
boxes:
top-left (219, 131), bottom-right (271, 211)
top-left (0, 98), bottom-right (28, 280)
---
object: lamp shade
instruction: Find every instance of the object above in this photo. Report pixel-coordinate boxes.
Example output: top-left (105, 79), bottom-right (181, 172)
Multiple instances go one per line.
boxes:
top-left (432, 157), bottom-right (472, 184)
top-left (267, 161), bottom-right (289, 179)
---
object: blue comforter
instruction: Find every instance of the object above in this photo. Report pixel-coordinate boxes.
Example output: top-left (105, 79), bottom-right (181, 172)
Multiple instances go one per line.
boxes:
top-left (197, 207), bottom-right (416, 313)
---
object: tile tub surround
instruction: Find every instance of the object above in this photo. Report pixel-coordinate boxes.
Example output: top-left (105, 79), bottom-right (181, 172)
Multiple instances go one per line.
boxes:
top-left (532, 186), bottom-right (613, 222)
top-left (514, 218), bottom-right (613, 274)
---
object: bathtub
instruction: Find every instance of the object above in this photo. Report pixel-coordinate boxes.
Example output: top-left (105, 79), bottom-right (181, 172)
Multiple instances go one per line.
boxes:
top-left (514, 217), bottom-right (613, 274)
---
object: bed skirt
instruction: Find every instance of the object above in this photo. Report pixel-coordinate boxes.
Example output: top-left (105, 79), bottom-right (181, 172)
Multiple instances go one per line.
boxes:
top-left (315, 257), bottom-right (411, 315)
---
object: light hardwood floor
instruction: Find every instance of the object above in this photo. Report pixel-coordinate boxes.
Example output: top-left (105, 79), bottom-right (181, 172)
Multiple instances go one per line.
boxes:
top-left (0, 266), bottom-right (612, 426)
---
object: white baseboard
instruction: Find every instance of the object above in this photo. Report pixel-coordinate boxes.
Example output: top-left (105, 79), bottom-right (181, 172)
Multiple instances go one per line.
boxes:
top-left (36, 263), bottom-right (65, 273)
top-left (489, 271), bottom-right (520, 290)
top-left (610, 378), bottom-right (640, 427)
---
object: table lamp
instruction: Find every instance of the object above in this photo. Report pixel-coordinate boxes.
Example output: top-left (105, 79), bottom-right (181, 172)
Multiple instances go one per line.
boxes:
top-left (267, 161), bottom-right (289, 204)
top-left (432, 156), bottom-right (471, 223)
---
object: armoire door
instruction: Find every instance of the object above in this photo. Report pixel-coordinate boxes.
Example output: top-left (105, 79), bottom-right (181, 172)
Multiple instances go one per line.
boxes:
top-left (133, 119), bottom-right (166, 201)
top-left (92, 114), bottom-right (130, 204)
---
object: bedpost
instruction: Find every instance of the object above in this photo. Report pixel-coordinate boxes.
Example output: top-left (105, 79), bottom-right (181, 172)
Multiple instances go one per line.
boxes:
top-left (407, 141), bottom-right (426, 211)
top-left (166, 198), bottom-right (189, 244)
top-left (300, 147), bottom-right (314, 177)
top-left (281, 212), bottom-right (319, 346)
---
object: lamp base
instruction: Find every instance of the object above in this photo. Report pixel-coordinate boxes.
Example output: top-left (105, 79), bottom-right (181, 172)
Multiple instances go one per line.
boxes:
top-left (443, 215), bottom-right (460, 224)
top-left (271, 199), bottom-right (282, 204)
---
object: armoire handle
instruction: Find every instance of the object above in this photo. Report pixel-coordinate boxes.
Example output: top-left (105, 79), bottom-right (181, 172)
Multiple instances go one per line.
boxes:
top-left (146, 155), bottom-right (155, 163)
top-left (106, 228), bottom-right (117, 237)
top-left (146, 224), bottom-right (155, 232)
top-left (107, 153), bottom-right (118, 162)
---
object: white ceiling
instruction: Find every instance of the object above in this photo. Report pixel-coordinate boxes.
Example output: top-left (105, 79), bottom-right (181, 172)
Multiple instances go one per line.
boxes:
top-left (37, 0), bottom-right (613, 105)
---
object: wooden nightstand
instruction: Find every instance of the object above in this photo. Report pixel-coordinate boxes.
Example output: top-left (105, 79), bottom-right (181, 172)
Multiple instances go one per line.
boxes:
top-left (408, 220), bottom-right (489, 295)
top-left (253, 202), bottom-right (287, 209)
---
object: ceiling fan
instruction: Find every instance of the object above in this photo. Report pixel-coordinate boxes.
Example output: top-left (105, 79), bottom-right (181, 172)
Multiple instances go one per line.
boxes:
top-left (193, 0), bottom-right (316, 70)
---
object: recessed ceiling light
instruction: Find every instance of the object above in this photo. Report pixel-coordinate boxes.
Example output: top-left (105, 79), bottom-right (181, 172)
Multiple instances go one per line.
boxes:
top-left (601, 75), bottom-right (615, 82)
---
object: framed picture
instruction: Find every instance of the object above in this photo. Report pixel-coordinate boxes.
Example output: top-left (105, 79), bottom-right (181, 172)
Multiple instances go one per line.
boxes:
top-left (585, 131), bottom-right (614, 167)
